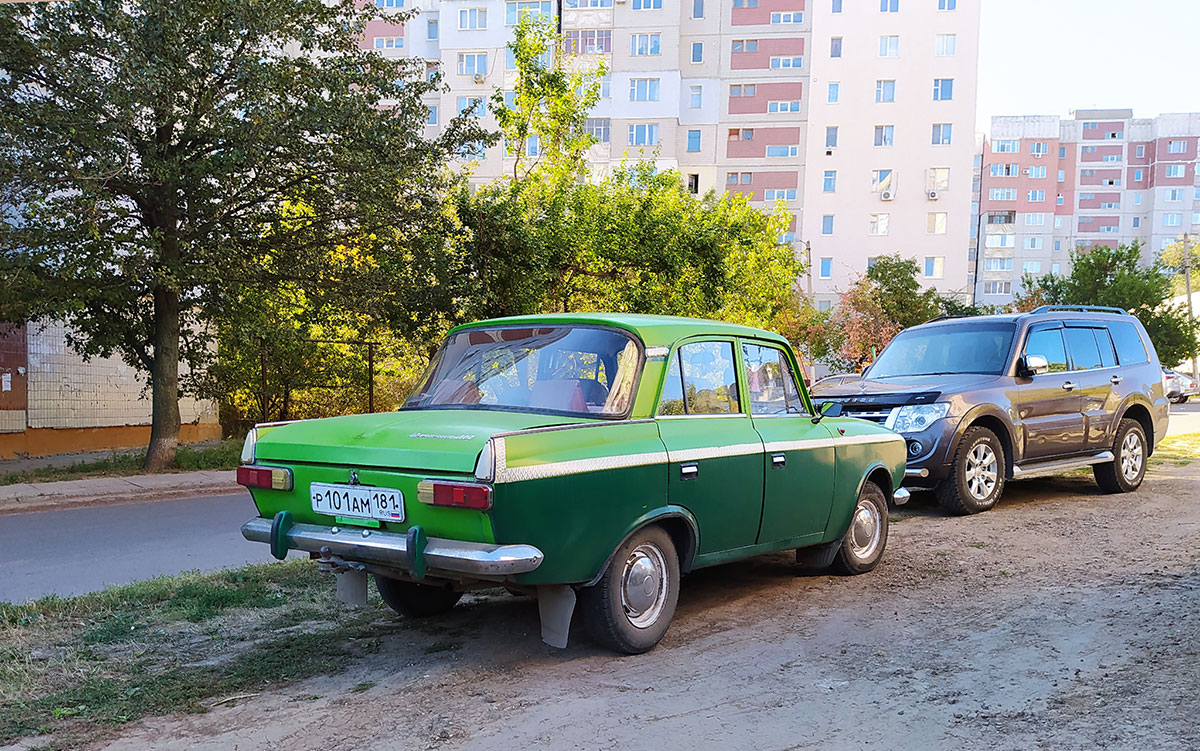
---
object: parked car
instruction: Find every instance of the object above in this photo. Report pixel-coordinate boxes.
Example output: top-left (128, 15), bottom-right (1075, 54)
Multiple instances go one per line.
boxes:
top-left (237, 315), bottom-right (907, 654)
top-left (810, 306), bottom-right (1169, 515)
top-left (1163, 368), bottom-right (1198, 404)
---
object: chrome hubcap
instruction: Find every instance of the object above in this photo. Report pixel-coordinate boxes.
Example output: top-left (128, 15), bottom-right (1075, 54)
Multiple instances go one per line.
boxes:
top-left (848, 500), bottom-right (883, 561)
top-left (621, 543), bottom-right (667, 629)
top-left (1120, 432), bottom-right (1144, 482)
top-left (965, 443), bottom-right (998, 501)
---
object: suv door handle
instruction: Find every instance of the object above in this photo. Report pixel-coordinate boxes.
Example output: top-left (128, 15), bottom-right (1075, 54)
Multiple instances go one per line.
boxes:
top-left (1061, 381), bottom-right (1077, 391)
top-left (1110, 375), bottom-right (1123, 385)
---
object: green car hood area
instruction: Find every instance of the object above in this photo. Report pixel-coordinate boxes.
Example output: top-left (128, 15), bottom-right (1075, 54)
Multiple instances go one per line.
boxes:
top-left (253, 409), bottom-right (590, 473)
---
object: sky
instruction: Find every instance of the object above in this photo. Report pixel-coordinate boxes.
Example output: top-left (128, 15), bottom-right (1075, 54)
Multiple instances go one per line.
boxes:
top-left (976, 0), bottom-right (1200, 128)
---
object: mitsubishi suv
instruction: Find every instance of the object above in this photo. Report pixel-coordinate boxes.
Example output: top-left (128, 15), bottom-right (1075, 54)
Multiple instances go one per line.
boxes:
top-left (810, 306), bottom-right (1169, 515)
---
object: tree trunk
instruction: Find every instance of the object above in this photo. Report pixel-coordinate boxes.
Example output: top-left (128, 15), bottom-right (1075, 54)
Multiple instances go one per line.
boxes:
top-left (144, 283), bottom-right (182, 471)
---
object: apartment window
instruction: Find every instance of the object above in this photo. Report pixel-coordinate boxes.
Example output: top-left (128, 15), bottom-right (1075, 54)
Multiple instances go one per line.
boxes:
top-left (1100, 201), bottom-right (1119, 209)
top-left (457, 141), bottom-right (485, 160)
top-left (687, 129), bottom-right (701, 152)
top-left (374, 37), bottom-right (403, 49)
top-left (875, 80), bottom-right (896, 103)
top-left (933, 79), bottom-right (953, 100)
top-left (629, 78), bottom-right (661, 101)
top-left (628, 123), bottom-right (660, 146)
top-left (931, 123), bottom-right (952, 145)
top-left (869, 213), bottom-right (890, 235)
top-left (506, 48), bottom-right (516, 70)
top-left (879, 36), bottom-right (899, 57)
top-left (1133, 168), bottom-right (1144, 181)
top-left (832, 0), bottom-right (842, 11)
top-left (1166, 188), bottom-right (1183, 201)
top-left (1079, 192), bottom-right (1094, 201)
top-left (1028, 190), bottom-right (1045, 202)
top-left (376, 0), bottom-right (403, 6)
top-left (819, 258), bottom-right (833, 278)
top-left (693, 0), bottom-right (704, 17)
top-left (825, 127), bottom-right (838, 148)
top-left (732, 39), bottom-right (759, 53)
top-left (928, 167), bottom-right (950, 191)
top-left (1103, 154), bottom-right (1122, 163)
top-left (1082, 146), bottom-right (1097, 154)
top-left (691, 42), bottom-right (704, 63)
top-left (1102, 178), bottom-right (1120, 186)
top-left (989, 188), bottom-right (1016, 201)
top-left (823, 170), bottom-right (837, 192)
top-left (506, 0), bottom-right (552, 24)
top-left (1136, 144), bottom-right (1145, 158)
top-left (766, 145), bottom-right (799, 157)
top-left (767, 100), bottom-right (801, 113)
top-left (992, 140), bottom-right (1017, 153)
top-left (1193, 211), bottom-right (1200, 225)
top-left (764, 188), bottom-right (797, 201)
top-left (1024, 237), bottom-right (1043, 250)
top-left (1025, 212), bottom-right (1046, 226)
top-left (927, 213), bottom-right (947, 234)
top-left (631, 33), bottom-right (661, 56)
top-left (985, 234), bottom-right (1014, 248)
top-left (1054, 240), bottom-right (1062, 250)
top-left (1133, 193), bottom-right (1142, 205)
top-left (1057, 170), bottom-right (1065, 182)
top-left (1081, 169), bottom-right (1094, 176)
top-left (880, 0), bottom-right (898, 11)
top-left (771, 56), bottom-right (803, 69)
top-left (427, 19), bottom-right (439, 39)
top-left (427, 106), bottom-right (438, 125)
top-left (687, 174), bottom-right (700, 194)
top-left (821, 215), bottom-right (834, 234)
top-left (771, 11), bottom-right (803, 23)
top-left (1164, 213), bottom-right (1182, 227)
top-left (984, 258), bottom-right (1013, 271)
top-left (456, 96), bottom-right (486, 117)
top-left (938, 0), bottom-right (955, 8)
top-left (935, 34), bottom-right (956, 56)
top-left (1030, 142), bottom-right (1047, 155)
top-left (564, 30), bottom-right (612, 54)
top-left (564, 0), bottom-right (614, 5)
top-left (733, 0), bottom-right (758, 5)
top-left (871, 169), bottom-right (893, 192)
top-left (874, 125), bottom-right (895, 147)
top-left (827, 82), bottom-right (839, 103)
top-left (984, 281), bottom-right (1012, 295)
top-left (729, 128), bottom-right (753, 140)
top-left (830, 37), bottom-right (843, 57)
top-left (1052, 263), bottom-right (1061, 274)
top-left (1055, 216), bottom-right (1063, 229)
top-left (1166, 165), bottom-right (1185, 178)
top-left (631, 0), bottom-right (662, 9)
top-left (459, 8), bottom-right (487, 29)
top-left (1023, 260), bottom-right (1041, 273)
top-left (924, 257), bottom-right (944, 278)
top-left (1132, 217), bottom-right (1141, 229)
top-left (730, 84), bottom-right (756, 97)
top-left (458, 53), bottom-right (487, 75)
top-left (687, 85), bottom-right (703, 108)
top-left (1100, 225), bottom-right (1118, 234)
top-left (990, 163), bottom-right (1018, 177)
top-left (1168, 140), bottom-right (1186, 154)
top-left (1026, 166), bottom-right (1045, 179)
top-left (1058, 146), bottom-right (1066, 158)
top-left (585, 118), bottom-right (611, 143)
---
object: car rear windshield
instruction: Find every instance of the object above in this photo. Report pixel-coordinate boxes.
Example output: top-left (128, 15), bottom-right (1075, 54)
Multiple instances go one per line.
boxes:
top-left (869, 322), bottom-right (1017, 378)
top-left (403, 326), bottom-right (642, 418)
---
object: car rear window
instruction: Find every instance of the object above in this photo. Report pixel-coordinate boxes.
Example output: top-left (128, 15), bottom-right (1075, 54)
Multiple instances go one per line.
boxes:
top-left (1107, 321), bottom-right (1149, 365)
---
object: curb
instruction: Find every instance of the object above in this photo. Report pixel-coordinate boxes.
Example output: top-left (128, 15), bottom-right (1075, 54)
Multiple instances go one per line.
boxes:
top-left (0, 471), bottom-right (242, 516)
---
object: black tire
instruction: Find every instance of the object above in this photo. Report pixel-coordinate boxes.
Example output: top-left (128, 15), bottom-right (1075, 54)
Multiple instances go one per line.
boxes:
top-left (1180, 395), bottom-right (1190, 404)
top-left (831, 482), bottom-right (889, 575)
top-left (375, 575), bottom-right (462, 618)
top-left (1094, 418), bottom-right (1147, 494)
top-left (936, 426), bottom-right (1006, 515)
top-left (580, 526), bottom-right (679, 655)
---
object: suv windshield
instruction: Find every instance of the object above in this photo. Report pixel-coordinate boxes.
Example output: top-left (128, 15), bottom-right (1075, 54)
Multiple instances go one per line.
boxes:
top-left (403, 326), bottom-right (642, 418)
top-left (869, 322), bottom-right (1016, 378)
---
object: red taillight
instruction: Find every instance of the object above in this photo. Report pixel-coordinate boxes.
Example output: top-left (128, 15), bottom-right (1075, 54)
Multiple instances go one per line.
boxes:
top-left (237, 465), bottom-right (293, 491)
top-left (417, 480), bottom-right (492, 511)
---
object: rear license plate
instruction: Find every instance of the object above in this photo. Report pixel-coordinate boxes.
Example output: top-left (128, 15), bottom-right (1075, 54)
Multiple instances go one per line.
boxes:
top-left (310, 483), bottom-right (405, 522)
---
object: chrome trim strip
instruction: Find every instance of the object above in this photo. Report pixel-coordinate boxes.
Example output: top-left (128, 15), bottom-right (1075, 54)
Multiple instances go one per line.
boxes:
top-left (492, 419), bottom-right (656, 439)
top-left (837, 434), bottom-right (905, 447)
top-left (763, 438), bottom-right (837, 452)
top-left (240, 518), bottom-right (544, 576)
top-left (668, 442), bottom-right (763, 462)
top-left (655, 413), bottom-right (749, 420)
top-left (496, 450), bottom-right (670, 483)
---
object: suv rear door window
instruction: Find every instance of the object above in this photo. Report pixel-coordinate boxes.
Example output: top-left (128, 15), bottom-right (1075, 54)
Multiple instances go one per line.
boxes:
top-left (1064, 328), bottom-right (1102, 370)
top-left (1094, 328), bottom-right (1117, 368)
top-left (1024, 327), bottom-right (1068, 372)
top-left (1108, 321), bottom-right (1149, 365)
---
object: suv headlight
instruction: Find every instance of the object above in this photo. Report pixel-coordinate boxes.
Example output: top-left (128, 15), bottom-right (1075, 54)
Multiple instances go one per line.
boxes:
top-left (240, 428), bottom-right (258, 464)
top-left (888, 403), bottom-right (950, 434)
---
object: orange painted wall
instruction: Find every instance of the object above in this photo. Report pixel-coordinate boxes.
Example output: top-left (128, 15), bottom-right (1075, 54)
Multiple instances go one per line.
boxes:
top-left (0, 423), bottom-right (222, 460)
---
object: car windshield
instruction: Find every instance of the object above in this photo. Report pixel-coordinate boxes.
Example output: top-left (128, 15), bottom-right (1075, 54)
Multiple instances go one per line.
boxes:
top-left (403, 326), bottom-right (642, 418)
top-left (869, 322), bottom-right (1016, 378)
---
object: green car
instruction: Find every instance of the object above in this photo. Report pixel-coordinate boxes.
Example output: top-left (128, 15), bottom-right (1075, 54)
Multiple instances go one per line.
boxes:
top-left (239, 314), bottom-right (907, 653)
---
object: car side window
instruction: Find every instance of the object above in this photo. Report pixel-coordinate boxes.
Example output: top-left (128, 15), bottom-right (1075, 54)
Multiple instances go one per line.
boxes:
top-left (1024, 328), bottom-right (1068, 373)
top-left (1064, 327), bottom-right (1102, 370)
top-left (658, 341), bottom-right (740, 415)
top-left (1108, 321), bottom-right (1149, 365)
top-left (741, 343), bottom-right (806, 415)
top-left (1093, 328), bottom-right (1117, 368)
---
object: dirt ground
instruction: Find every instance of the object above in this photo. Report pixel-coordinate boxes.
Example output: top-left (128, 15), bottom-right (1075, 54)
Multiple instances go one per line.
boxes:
top-left (93, 460), bottom-right (1199, 751)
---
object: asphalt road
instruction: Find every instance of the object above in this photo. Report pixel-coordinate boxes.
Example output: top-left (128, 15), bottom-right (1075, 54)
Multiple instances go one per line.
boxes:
top-left (1167, 399), bottom-right (1200, 436)
top-left (0, 492), bottom-right (276, 604)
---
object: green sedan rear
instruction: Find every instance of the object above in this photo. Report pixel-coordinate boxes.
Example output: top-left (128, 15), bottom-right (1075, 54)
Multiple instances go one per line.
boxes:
top-left (239, 314), bottom-right (907, 653)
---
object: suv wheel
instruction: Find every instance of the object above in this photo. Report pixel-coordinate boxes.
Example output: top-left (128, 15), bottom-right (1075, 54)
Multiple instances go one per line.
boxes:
top-left (936, 426), bottom-right (1005, 515)
top-left (1094, 418), bottom-right (1147, 493)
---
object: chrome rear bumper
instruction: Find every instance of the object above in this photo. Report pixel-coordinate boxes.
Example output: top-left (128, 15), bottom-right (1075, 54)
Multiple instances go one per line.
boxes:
top-left (241, 517), bottom-right (544, 578)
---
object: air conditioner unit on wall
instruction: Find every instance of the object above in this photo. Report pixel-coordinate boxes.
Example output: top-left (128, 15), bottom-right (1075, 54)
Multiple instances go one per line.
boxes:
top-left (473, 73), bottom-right (486, 84)
top-left (927, 190), bottom-right (940, 200)
top-left (880, 190), bottom-right (895, 201)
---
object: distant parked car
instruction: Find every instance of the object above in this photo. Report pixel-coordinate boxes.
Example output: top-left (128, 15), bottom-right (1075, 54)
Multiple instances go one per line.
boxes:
top-left (1163, 368), bottom-right (1198, 404)
top-left (811, 306), bottom-right (1169, 515)
top-left (238, 314), bottom-right (907, 653)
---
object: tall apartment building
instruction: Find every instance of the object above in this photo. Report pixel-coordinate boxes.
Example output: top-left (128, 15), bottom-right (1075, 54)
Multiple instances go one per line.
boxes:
top-left (366, 0), bottom-right (980, 307)
top-left (976, 108), bottom-right (1200, 306)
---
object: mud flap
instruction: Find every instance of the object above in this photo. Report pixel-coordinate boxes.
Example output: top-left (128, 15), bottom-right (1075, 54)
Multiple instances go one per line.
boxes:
top-left (335, 569), bottom-right (368, 607)
top-left (537, 584), bottom-right (576, 649)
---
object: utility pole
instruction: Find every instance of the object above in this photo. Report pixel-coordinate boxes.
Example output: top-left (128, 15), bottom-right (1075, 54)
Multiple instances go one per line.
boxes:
top-left (1185, 233), bottom-right (1197, 379)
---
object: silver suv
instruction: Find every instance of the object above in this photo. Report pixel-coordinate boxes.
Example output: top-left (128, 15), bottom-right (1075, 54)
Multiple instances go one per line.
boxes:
top-left (810, 306), bottom-right (1169, 514)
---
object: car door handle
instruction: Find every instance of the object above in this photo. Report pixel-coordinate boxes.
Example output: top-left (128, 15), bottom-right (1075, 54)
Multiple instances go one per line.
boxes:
top-left (771, 453), bottom-right (786, 468)
top-left (1110, 375), bottom-right (1123, 385)
top-left (1062, 381), bottom-right (1077, 391)
top-left (680, 463), bottom-right (699, 481)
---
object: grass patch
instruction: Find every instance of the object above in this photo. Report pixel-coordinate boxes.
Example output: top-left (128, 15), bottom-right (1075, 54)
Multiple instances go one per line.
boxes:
top-left (0, 441), bottom-right (241, 486)
top-left (0, 560), bottom-right (408, 748)
top-left (1149, 432), bottom-right (1200, 469)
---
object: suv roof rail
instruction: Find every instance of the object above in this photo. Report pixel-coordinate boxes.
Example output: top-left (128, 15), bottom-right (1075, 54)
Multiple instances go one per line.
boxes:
top-left (1030, 305), bottom-right (1128, 315)
top-left (924, 315), bottom-right (968, 324)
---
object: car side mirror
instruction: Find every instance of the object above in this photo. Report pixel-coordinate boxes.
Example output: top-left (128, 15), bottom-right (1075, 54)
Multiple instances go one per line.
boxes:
top-left (1020, 354), bottom-right (1049, 377)
top-left (812, 400), bottom-right (843, 424)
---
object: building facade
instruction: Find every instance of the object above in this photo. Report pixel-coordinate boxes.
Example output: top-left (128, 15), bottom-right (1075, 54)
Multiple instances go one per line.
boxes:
top-left (976, 108), bottom-right (1200, 306)
top-left (367, 0), bottom-right (981, 309)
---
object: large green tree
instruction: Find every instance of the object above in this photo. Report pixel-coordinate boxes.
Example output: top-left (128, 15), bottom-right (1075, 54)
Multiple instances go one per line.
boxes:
top-left (0, 0), bottom-right (485, 468)
top-left (1015, 243), bottom-right (1199, 367)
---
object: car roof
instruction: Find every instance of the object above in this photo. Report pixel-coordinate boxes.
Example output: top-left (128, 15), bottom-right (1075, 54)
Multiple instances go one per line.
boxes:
top-left (448, 313), bottom-right (788, 348)
top-left (905, 308), bottom-right (1134, 333)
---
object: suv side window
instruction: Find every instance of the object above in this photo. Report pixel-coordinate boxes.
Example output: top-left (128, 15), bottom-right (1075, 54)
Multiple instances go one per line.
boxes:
top-left (657, 341), bottom-right (741, 415)
top-left (1064, 327), bottom-right (1102, 370)
top-left (1094, 328), bottom-right (1117, 368)
top-left (1108, 321), bottom-right (1149, 365)
top-left (741, 342), bottom-right (806, 415)
top-left (1024, 327), bottom-right (1068, 372)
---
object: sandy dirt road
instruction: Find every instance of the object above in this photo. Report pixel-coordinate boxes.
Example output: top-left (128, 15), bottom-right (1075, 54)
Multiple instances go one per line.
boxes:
top-left (97, 461), bottom-right (1200, 751)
